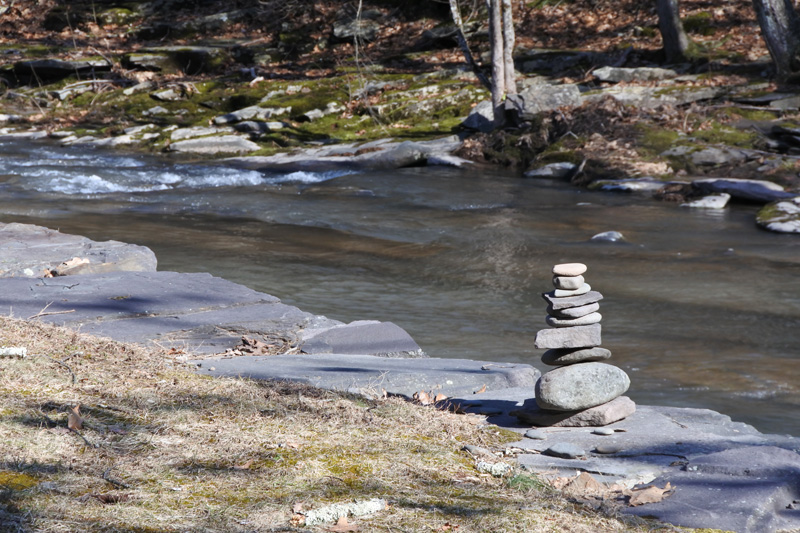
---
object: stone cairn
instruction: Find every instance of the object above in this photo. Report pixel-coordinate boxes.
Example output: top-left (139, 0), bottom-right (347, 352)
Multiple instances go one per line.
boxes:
top-left (515, 262), bottom-right (636, 427)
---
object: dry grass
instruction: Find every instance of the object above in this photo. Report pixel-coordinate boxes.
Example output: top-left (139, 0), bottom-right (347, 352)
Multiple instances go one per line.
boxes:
top-left (0, 316), bottom-right (661, 532)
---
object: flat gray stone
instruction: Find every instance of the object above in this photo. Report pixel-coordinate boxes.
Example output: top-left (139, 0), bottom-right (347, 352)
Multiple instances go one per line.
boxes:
top-left (506, 84), bottom-right (583, 121)
top-left (534, 323), bottom-right (601, 349)
top-left (525, 429), bottom-right (547, 440)
top-left (552, 274), bottom-right (584, 290)
top-left (553, 283), bottom-right (591, 297)
top-left (547, 302), bottom-right (599, 319)
top-left (545, 312), bottom-right (602, 328)
top-left (692, 178), bottom-right (795, 203)
top-left (543, 442), bottom-right (585, 459)
top-left (0, 223), bottom-right (157, 277)
top-left (514, 396), bottom-right (636, 427)
top-left (593, 66), bottom-right (678, 82)
top-left (300, 320), bottom-right (423, 357)
top-left (624, 446), bottom-right (800, 532)
top-left (541, 347), bottom-right (611, 366)
top-left (213, 105), bottom-right (291, 125)
top-left (191, 353), bottom-right (540, 400)
top-left (542, 290), bottom-right (604, 310)
top-left (169, 135), bottom-right (261, 155)
top-left (536, 362), bottom-right (629, 411)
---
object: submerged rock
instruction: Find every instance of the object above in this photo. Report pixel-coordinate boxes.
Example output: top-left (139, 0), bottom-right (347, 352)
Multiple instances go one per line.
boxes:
top-left (692, 178), bottom-right (795, 203)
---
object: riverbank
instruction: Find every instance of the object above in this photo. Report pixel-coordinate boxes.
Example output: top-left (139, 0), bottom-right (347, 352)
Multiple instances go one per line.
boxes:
top-left (2, 222), bottom-right (800, 532)
top-left (2, 1), bottom-right (800, 232)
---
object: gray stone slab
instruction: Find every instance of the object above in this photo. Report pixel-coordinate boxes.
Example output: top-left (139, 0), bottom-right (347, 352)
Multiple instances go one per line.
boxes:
top-left (0, 222), bottom-right (157, 277)
top-left (534, 323), bottom-right (601, 349)
top-left (300, 320), bottom-right (423, 356)
top-left (190, 353), bottom-right (540, 399)
top-left (542, 290), bottom-right (603, 310)
top-left (0, 271), bottom-right (277, 324)
top-left (623, 446), bottom-right (800, 532)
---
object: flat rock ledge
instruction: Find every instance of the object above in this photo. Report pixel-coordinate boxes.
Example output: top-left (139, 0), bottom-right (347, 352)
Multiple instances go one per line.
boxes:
top-left (1, 224), bottom-right (798, 533)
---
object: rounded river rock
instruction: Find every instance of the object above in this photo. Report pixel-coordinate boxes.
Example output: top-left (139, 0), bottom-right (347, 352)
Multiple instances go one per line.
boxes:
top-left (535, 362), bottom-right (630, 411)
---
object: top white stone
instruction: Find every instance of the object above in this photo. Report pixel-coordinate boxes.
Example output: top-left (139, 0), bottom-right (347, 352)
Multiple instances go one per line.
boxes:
top-left (552, 263), bottom-right (587, 276)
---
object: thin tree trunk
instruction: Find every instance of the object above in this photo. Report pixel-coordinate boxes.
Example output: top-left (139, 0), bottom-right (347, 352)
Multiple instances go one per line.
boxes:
top-left (502, 0), bottom-right (516, 96)
top-left (489, 0), bottom-right (506, 128)
top-left (448, 0), bottom-right (492, 90)
top-left (656, 0), bottom-right (690, 62)
top-left (753, 0), bottom-right (800, 79)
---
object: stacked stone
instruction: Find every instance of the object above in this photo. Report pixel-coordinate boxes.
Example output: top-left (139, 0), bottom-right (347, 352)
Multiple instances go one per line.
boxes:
top-left (523, 263), bottom-right (635, 427)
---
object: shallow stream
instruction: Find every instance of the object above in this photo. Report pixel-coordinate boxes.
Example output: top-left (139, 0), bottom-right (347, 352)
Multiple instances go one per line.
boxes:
top-left (1, 137), bottom-right (798, 435)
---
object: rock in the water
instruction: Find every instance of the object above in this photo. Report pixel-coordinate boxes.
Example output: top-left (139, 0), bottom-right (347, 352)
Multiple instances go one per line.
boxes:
top-left (756, 197), bottom-right (800, 234)
top-left (681, 193), bottom-right (730, 209)
top-left (553, 283), bottom-right (591, 297)
top-left (168, 135), bottom-right (261, 155)
top-left (513, 396), bottom-right (636, 427)
top-left (534, 323), bottom-right (601, 349)
top-left (553, 274), bottom-right (584, 290)
top-left (541, 347), bottom-right (611, 366)
top-left (535, 362), bottom-right (629, 411)
top-left (542, 290), bottom-right (604, 310)
top-left (545, 312), bottom-right (602, 328)
top-left (543, 442), bottom-right (585, 459)
top-left (591, 231), bottom-right (624, 242)
top-left (524, 162), bottom-right (577, 179)
top-left (547, 301), bottom-right (599, 319)
top-left (692, 178), bottom-right (795, 203)
top-left (552, 263), bottom-right (587, 276)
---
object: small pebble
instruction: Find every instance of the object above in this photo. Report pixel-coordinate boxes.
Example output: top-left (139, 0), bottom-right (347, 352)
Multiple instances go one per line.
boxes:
top-left (592, 428), bottom-right (615, 436)
top-left (543, 442), bottom-right (585, 459)
top-left (524, 429), bottom-right (546, 440)
top-left (594, 445), bottom-right (622, 455)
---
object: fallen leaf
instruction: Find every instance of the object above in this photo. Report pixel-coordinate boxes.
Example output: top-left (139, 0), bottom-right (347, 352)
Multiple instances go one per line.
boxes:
top-left (434, 393), bottom-right (448, 402)
top-left (563, 472), bottom-right (603, 494)
top-left (414, 390), bottom-right (433, 405)
top-left (290, 514), bottom-right (305, 526)
top-left (628, 482), bottom-right (673, 506)
top-left (326, 516), bottom-right (358, 532)
top-left (67, 405), bottom-right (83, 431)
top-left (437, 523), bottom-right (459, 531)
top-left (474, 384), bottom-right (487, 394)
top-left (291, 502), bottom-right (304, 514)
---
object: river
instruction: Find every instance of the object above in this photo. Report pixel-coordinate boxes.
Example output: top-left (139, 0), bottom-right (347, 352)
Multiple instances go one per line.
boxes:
top-left (1, 136), bottom-right (798, 435)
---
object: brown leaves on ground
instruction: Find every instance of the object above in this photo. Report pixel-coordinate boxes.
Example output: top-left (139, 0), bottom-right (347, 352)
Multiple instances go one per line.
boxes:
top-left (551, 472), bottom-right (674, 508)
top-left (67, 405), bottom-right (83, 431)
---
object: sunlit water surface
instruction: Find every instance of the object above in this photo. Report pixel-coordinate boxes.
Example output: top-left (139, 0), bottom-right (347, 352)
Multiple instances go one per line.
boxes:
top-left (1, 137), bottom-right (798, 435)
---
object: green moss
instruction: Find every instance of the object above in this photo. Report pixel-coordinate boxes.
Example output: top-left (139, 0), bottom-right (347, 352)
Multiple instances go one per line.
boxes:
top-left (683, 12), bottom-right (715, 36)
top-left (691, 122), bottom-right (759, 147)
top-left (0, 471), bottom-right (38, 491)
top-left (637, 125), bottom-right (681, 155)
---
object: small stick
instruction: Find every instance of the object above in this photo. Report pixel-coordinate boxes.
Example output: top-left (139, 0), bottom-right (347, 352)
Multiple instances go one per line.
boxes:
top-left (102, 468), bottom-right (130, 489)
top-left (27, 309), bottom-right (75, 320)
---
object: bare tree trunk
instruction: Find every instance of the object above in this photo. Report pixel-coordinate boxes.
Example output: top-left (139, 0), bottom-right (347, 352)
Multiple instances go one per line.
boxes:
top-left (753, 0), bottom-right (800, 79)
top-left (656, 0), bottom-right (691, 62)
top-left (448, 0), bottom-right (492, 90)
top-left (501, 0), bottom-right (516, 96)
top-left (488, 0), bottom-right (506, 128)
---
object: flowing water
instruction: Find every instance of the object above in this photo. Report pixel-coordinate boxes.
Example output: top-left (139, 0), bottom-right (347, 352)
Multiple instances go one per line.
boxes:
top-left (1, 136), bottom-right (798, 435)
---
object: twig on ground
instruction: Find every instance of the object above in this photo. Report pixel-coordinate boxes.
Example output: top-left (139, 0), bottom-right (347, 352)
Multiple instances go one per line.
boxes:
top-left (102, 468), bottom-right (131, 489)
top-left (27, 309), bottom-right (75, 320)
